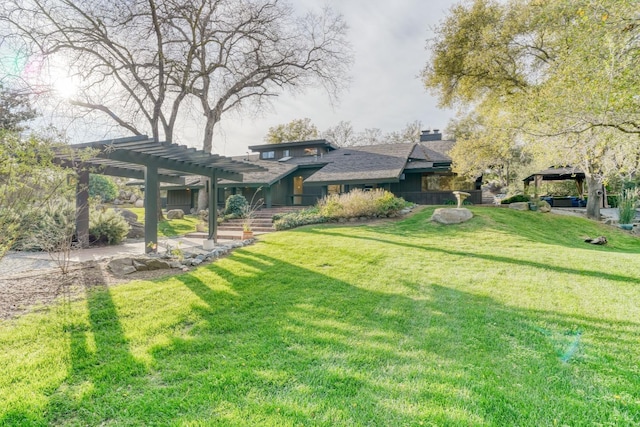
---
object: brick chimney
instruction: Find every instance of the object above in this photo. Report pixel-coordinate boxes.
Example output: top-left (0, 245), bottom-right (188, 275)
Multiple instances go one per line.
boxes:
top-left (420, 129), bottom-right (442, 142)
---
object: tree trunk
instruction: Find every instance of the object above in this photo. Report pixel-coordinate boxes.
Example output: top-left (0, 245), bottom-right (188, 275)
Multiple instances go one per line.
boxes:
top-left (585, 175), bottom-right (601, 220)
top-left (197, 185), bottom-right (209, 213)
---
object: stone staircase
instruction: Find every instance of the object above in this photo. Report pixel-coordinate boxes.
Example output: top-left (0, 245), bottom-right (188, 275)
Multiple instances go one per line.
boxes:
top-left (186, 206), bottom-right (305, 240)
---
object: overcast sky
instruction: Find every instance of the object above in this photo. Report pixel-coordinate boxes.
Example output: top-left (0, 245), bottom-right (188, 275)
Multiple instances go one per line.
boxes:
top-left (198, 0), bottom-right (459, 156)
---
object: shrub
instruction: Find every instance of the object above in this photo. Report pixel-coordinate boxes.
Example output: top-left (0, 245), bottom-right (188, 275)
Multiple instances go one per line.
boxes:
top-left (224, 194), bottom-right (248, 217)
top-left (500, 194), bottom-right (530, 204)
top-left (89, 209), bottom-right (130, 245)
top-left (273, 207), bottom-right (326, 230)
top-left (318, 189), bottom-right (405, 219)
top-left (89, 174), bottom-right (118, 202)
top-left (12, 201), bottom-right (76, 251)
top-left (618, 189), bottom-right (637, 224)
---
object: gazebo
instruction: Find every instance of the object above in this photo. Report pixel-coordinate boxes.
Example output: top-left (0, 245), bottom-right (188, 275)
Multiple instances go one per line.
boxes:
top-left (53, 135), bottom-right (263, 252)
top-left (523, 166), bottom-right (586, 199)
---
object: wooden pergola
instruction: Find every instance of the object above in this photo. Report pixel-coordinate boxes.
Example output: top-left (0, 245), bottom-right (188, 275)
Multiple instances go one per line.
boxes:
top-left (523, 166), bottom-right (586, 198)
top-left (54, 135), bottom-right (263, 252)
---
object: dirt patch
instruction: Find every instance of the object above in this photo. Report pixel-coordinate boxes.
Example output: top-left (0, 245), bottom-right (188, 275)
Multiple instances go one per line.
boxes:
top-left (0, 260), bottom-right (193, 321)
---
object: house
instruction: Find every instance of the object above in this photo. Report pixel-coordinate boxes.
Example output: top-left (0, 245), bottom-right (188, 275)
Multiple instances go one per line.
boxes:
top-left (162, 130), bottom-right (482, 212)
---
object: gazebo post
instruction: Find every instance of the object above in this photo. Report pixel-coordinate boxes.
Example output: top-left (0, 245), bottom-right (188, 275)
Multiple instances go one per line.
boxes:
top-left (144, 162), bottom-right (159, 253)
top-left (76, 169), bottom-right (90, 248)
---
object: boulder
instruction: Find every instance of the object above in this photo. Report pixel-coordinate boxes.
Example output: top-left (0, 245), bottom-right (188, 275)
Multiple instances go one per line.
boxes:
top-left (509, 202), bottom-right (529, 211)
top-left (129, 193), bottom-right (138, 203)
top-left (134, 199), bottom-right (144, 208)
top-left (430, 208), bottom-right (473, 225)
top-left (538, 200), bottom-right (551, 213)
top-left (108, 258), bottom-right (136, 275)
top-left (117, 208), bottom-right (138, 223)
top-left (143, 258), bottom-right (172, 270)
top-left (167, 209), bottom-right (185, 220)
top-left (127, 222), bottom-right (144, 239)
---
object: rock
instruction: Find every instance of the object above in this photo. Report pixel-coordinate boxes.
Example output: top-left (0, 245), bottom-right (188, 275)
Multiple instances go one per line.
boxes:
top-left (113, 198), bottom-right (123, 205)
top-left (169, 261), bottom-right (183, 269)
top-left (108, 258), bottom-right (136, 275)
top-left (400, 208), bottom-right (411, 215)
top-left (145, 259), bottom-right (172, 270)
top-left (129, 194), bottom-right (138, 203)
top-left (509, 202), bottom-right (529, 211)
top-left (584, 236), bottom-right (607, 245)
top-left (538, 201), bottom-right (551, 213)
top-left (117, 208), bottom-right (139, 223)
top-left (167, 209), bottom-right (185, 220)
top-left (431, 208), bottom-right (473, 225)
top-left (191, 259), bottom-right (203, 266)
top-left (127, 222), bottom-right (145, 239)
top-left (132, 260), bottom-right (149, 271)
top-left (134, 199), bottom-right (144, 208)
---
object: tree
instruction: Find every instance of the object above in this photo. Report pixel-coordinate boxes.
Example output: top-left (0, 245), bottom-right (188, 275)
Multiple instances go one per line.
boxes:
top-left (322, 120), bottom-right (356, 146)
top-left (0, 84), bottom-right (36, 132)
top-left (265, 118), bottom-right (319, 144)
top-left (423, 0), bottom-right (640, 219)
top-left (1, 0), bottom-right (351, 151)
top-left (386, 120), bottom-right (423, 144)
top-left (1, 0), bottom-right (351, 213)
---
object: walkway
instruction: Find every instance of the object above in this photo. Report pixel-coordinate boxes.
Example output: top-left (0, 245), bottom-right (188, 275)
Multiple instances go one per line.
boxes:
top-left (0, 236), bottom-right (232, 276)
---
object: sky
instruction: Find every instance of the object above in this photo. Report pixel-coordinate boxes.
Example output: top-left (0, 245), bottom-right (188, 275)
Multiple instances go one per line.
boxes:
top-left (3, 0), bottom-right (460, 156)
top-left (200, 0), bottom-right (459, 156)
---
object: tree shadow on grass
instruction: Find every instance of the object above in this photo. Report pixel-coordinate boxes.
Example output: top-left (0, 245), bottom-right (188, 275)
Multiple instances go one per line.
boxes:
top-left (45, 269), bottom-right (147, 426)
top-left (301, 228), bottom-right (640, 285)
top-left (365, 207), bottom-right (640, 254)
top-left (139, 251), bottom-right (639, 426)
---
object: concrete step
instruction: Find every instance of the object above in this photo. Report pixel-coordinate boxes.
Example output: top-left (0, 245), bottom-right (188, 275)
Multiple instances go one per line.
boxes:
top-left (217, 226), bottom-right (274, 232)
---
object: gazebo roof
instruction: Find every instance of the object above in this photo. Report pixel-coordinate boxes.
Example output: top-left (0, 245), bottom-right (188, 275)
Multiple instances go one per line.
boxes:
top-left (523, 166), bottom-right (585, 183)
top-left (54, 135), bottom-right (263, 182)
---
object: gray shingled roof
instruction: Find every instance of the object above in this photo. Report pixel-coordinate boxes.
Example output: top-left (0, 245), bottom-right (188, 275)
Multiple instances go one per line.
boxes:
top-left (219, 156), bottom-right (299, 186)
top-left (303, 143), bottom-right (416, 185)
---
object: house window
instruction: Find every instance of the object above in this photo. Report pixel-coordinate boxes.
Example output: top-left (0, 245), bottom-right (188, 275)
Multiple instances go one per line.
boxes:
top-left (421, 174), bottom-right (475, 191)
top-left (262, 151), bottom-right (275, 159)
top-left (327, 184), bottom-right (343, 195)
top-left (304, 147), bottom-right (318, 156)
top-left (283, 149), bottom-right (290, 157)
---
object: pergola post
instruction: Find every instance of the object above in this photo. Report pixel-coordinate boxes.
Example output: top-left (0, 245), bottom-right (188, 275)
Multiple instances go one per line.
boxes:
top-left (76, 169), bottom-right (90, 248)
top-left (207, 172), bottom-right (218, 244)
top-left (144, 162), bottom-right (159, 253)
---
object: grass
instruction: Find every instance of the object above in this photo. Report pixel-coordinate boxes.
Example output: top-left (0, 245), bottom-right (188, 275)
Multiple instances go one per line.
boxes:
top-left (1, 207), bottom-right (639, 426)
top-left (120, 207), bottom-right (199, 237)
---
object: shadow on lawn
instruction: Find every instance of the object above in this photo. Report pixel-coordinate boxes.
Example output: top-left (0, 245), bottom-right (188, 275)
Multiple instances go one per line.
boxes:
top-left (302, 228), bottom-right (640, 285)
top-left (374, 207), bottom-right (640, 254)
top-left (104, 252), bottom-right (638, 425)
top-left (5, 248), bottom-right (638, 425)
top-left (45, 270), bottom-right (146, 425)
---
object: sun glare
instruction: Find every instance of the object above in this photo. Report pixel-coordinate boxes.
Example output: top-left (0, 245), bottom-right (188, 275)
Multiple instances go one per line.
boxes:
top-left (51, 73), bottom-right (78, 99)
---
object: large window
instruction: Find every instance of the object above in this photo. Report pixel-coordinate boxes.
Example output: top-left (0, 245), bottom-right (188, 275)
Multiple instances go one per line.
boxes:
top-left (421, 174), bottom-right (475, 191)
top-left (283, 149), bottom-right (290, 157)
top-left (262, 151), bottom-right (275, 159)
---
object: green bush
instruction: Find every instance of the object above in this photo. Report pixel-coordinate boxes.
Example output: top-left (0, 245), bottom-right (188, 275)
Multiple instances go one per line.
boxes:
top-left (12, 202), bottom-right (76, 251)
top-left (618, 189), bottom-right (637, 225)
top-left (273, 208), bottom-right (326, 231)
top-left (318, 189), bottom-right (405, 219)
top-left (500, 194), bottom-right (530, 204)
top-left (89, 174), bottom-right (118, 202)
top-left (224, 194), bottom-right (248, 217)
top-left (89, 209), bottom-right (130, 245)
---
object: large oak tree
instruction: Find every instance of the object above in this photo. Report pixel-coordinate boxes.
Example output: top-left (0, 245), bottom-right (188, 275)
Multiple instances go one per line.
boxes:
top-left (423, 0), bottom-right (640, 219)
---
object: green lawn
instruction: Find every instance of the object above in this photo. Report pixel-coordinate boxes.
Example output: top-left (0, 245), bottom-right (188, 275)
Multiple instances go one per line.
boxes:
top-left (122, 207), bottom-right (199, 237)
top-left (1, 207), bottom-right (639, 426)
